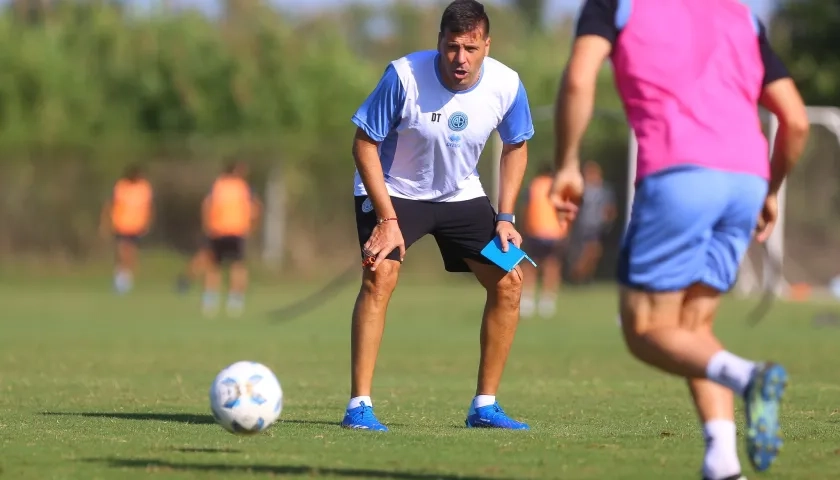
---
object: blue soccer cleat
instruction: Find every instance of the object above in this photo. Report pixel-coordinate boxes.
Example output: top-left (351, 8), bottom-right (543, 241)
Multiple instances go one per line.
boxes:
top-left (341, 401), bottom-right (388, 431)
top-left (743, 362), bottom-right (788, 472)
top-left (465, 402), bottom-right (530, 430)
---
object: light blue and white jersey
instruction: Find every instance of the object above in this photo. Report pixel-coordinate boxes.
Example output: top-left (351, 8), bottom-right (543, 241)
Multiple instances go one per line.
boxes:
top-left (351, 50), bottom-right (535, 202)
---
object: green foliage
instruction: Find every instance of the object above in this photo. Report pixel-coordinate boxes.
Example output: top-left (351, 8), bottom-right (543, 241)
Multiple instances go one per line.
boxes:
top-left (772, 0), bottom-right (840, 106)
top-left (0, 1), bottom-right (627, 261)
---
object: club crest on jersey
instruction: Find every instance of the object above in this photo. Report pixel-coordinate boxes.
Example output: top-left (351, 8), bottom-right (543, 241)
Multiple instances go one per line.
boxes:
top-left (361, 198), bottom-right (374, 213)
top-left (448, 112), bottom-right (468, 132)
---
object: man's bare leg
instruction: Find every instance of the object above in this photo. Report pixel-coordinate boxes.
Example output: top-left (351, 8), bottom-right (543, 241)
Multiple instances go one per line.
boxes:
top-left (202, 260), bottom-right (223, 317)
top-left (537, 254), bottom-right (561, 317)
top-left (226, 260), bottom-right (248, 317)
top-left (342, 260), bottom-right (400, 431)
top-left (114, 239), bottom-right (137, 294)
top-left (520, 261), bottom-right (538, 318)
top-left (679, 285), bottom-right (741, 480)
top-left (621, 284), bottom-right (786, 475)
top-left (464, 260), bottom-right (529, 430)
top-left (572, 240), bottom-right (602, 281)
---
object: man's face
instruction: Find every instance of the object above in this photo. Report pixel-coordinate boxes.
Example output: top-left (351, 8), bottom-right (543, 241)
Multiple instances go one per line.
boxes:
top-left (437, 26), bottom-right (490, 90)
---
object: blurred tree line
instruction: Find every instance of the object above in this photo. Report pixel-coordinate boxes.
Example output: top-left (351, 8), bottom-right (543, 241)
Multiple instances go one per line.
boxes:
top-left (772, 0), bottom-right (840, 107)
top-left (0, 0), bottom-right (624, 271)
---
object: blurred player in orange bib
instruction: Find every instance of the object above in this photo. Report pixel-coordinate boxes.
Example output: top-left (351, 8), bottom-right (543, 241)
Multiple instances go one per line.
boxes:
top-left (100, 164), bottom-right (154, 294)
top-left (520, 165), bottom-right (569, 318)
top-left (201, 161), bottom-right (262, 317)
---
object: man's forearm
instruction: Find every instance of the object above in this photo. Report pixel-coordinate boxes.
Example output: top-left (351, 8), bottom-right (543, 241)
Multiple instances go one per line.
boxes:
top-left (497, 142), bottom-right (528, 215)
top-left (768, 123), bottom-right (808, 195)
top-left (353, 140), bottom-right (396, 219)
top-left (553, 70), bottom-right (596, 171)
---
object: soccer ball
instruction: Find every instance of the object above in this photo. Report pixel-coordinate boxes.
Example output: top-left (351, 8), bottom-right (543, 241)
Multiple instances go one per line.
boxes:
top-left (209, 361), bottom-right (283, 434)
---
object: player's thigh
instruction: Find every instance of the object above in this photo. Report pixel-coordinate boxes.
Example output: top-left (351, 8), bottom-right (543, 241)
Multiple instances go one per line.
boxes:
top-left (680, 283), bottom-right (723, 331)
top-left (620, 286), bottom-right (684, 335)
top-left (354, 196), bottom-right (433, 262)
top-left (115, 234), bottom-right (139, 257)
top-left (431, 196), bottom-right (496, 273)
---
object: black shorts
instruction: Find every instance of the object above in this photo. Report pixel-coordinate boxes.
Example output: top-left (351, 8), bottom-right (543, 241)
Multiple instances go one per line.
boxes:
top-left (578, 227), bottom-right (609, 243)
top-left (114, 233), bottom-right (141, 244)
top-left (208, 236), bottom-right (245, 264)
top-left (355, 195), bottom-right (496, 273)
top-left (522, 235), bottom-right (567, 261)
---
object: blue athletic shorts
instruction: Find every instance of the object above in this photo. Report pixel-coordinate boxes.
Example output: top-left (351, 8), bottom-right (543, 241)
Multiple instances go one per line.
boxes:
top-left (617, 166), bottom-right (768, 292)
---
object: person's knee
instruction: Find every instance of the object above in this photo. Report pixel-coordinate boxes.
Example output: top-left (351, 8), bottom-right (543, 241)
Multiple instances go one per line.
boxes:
top-left (489, 266), bottom-right (523, 308)
top-left (361, 260), bottom-right (400, 301)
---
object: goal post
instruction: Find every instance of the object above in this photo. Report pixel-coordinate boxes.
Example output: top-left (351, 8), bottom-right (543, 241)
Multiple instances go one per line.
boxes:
top-left (490, 104), bottom-right (840, 299)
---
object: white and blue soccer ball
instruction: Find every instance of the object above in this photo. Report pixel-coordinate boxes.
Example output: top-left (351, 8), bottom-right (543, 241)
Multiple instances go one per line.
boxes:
top-left (209, 361), bottom-right (283, 434)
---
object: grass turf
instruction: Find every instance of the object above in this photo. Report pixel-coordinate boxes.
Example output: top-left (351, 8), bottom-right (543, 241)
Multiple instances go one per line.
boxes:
top-left (1, 277), bottom-right (839, 479)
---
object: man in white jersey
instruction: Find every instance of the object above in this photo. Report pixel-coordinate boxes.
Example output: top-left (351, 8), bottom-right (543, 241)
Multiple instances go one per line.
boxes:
top-left (342, 0), bottom-right (535, 431)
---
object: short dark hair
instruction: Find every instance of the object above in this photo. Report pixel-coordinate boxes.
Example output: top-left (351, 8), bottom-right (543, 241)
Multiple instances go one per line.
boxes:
top-left (439, 0), bottom-right (490, 38)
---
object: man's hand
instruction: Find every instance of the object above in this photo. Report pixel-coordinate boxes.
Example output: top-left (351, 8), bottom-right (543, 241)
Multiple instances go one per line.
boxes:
top-left (755, 194), bottom-right (778, 243)
top-left (549, 166), bottom-right (585, 223)
top-left (495, 221), bottom-right (522, 253)
top-left (362, 220), bottom-right (406, 272)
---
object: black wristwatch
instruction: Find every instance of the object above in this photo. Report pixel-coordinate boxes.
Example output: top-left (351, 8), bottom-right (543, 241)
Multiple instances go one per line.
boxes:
top-left (495, 213), bottom-right (516, 225)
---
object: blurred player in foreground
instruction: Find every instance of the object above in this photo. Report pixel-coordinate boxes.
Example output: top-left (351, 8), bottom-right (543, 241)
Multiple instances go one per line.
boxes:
top-left (552, 0), bottom-right (809, 478)
top-left (201, 161), bottom-right (262, 317)
top-left (520, 165), bottom-right (569, 318)
top-left (100, 164), bottom-right (154, 294)
top-left (344, 0), bottom-right (534, 431)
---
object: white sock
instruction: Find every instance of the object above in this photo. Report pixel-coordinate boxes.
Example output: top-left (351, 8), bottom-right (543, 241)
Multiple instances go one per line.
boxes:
top-left (348, 396), bottom-right (372, 410)
top-left (538, 297), bottom-right (556, 317)
top-left (473, 394), bottom-right (496, 408)
top-left (702, 420), bottom-right (741, 480)
top-left (706, 351), bottom-right (756, 395)
top-left (114, 269), bottom-right (133, 292)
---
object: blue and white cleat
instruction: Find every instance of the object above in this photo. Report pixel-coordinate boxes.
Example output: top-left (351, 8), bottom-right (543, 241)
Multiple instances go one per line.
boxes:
top-left (341, 401), bottom-right (389, 431)
top-left (465, 402), bottom-right (530, 430)
top-left (743, 362), bottom-right (788, 472)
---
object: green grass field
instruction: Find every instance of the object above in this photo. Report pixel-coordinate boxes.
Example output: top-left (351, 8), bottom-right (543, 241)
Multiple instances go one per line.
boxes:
top-left (2, 274), bottom-right (839, 479)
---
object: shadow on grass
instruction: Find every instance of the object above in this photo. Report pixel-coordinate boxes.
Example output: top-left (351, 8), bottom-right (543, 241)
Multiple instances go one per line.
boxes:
top-left (41, 412), bottom-right (344, 427)
top-left (171, 447), bottom-right (242, 454)
top-left (86, 458), bottom-right (518, 480)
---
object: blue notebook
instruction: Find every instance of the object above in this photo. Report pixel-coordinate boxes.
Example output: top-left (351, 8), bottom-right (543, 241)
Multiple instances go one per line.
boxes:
top-left (480, 237), bottom-right (537, 272)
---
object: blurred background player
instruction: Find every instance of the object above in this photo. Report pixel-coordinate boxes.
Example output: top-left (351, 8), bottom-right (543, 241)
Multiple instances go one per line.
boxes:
top-left (201, 161), bottom-right (262, 317)
top-left (569, 160), bottom-right (616, 283)
top-left (100, 164), bottom-right (154, 294)
top-left (551, 0), bottom-right (809, 478)
top-left (175, 236), bottom-right (211, 293)
top-left (520, 165), bottom-right (569, 318)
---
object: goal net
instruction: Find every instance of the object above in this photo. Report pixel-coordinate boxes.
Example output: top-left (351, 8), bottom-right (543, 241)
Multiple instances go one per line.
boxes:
top-left (489, 104), bottom-right (840, 300)
top-left (738, 107), bottom-right (840, 300)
